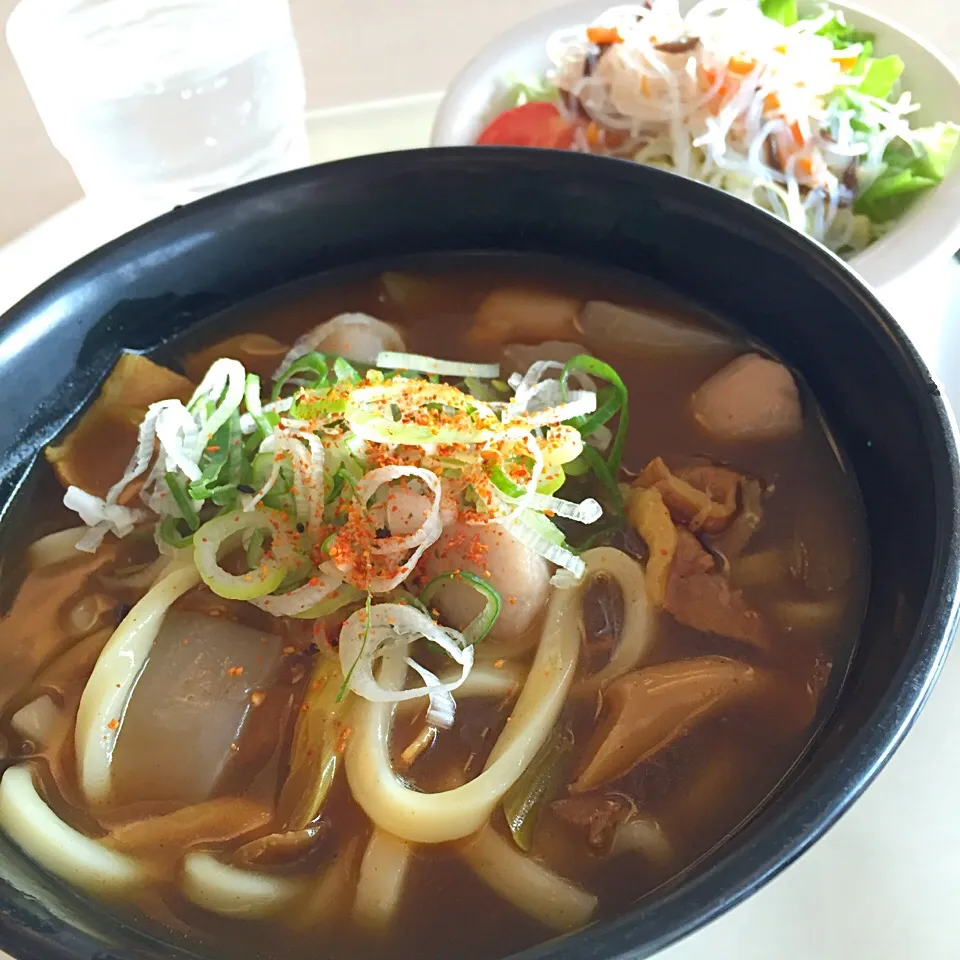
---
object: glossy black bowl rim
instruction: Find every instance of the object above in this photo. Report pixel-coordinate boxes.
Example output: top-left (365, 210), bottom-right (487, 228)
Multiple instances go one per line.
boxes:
top-left (0, 147), bottom-right (957, 960)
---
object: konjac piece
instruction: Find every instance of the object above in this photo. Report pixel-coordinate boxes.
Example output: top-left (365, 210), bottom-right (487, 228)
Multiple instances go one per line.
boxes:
top-left (108, 612), bottom-right (283, 806)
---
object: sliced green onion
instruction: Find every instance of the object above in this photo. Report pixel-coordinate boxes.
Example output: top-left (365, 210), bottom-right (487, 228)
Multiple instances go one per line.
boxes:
top-left (272, 352), bottom-right (329, 402)
top-left (576, 385), bottom-right (621, 438)
top-left (320, 531), bottom-right (337, 556)
top-left (561, 355), bottom-right (629, 477)
top-left (487, 463), bottom-right (528, 499)
top-left (209, 484), bottom-right (239, 508)
top-left (224, 410), bottom-right (250, 486)
top-left (165, 473), bottom-right (200, 531)
top-left (463, 376), bottom-right (498, 401)
top-left (537, 466), bottom-right (565, 496)
top-left (337, 592), bottom-right (372, 701)
top-left (292, 390), bottom-right (349, 420)
top-left (294, 583), bottom-right (366, 620)
top-left (390, 589), bottom-right (431, 616)
top-left (333, 357), bottom-right (360, 383)
top-left (194, 509), bottom-right (287, 600)
top-left (563, 455), bottom-right (590, 478)
top-left (188, 421), bottom-right (230, 500)
top-left (419, 570), bottom-right (501, 644)
top-left (252, 453), bottom-right (292, 495)
top-left (245, 527), bottom-right (265, 568)
top-left (158, 516), bottom-right (195, 549)
top-left (244, 373), bottom-right (274, 440)
top-left (503, 725), bottom-right (574, 851)
top-left (278, 655), bottom-right (350, 829)
top-left (516, 508), bottom-right (568, 547)
top-left (580, 446), bottom-right (624, 511)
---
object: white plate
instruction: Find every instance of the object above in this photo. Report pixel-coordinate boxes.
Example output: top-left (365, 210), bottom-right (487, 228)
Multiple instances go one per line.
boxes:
top-left (431, 0), bottom-right (960, 289)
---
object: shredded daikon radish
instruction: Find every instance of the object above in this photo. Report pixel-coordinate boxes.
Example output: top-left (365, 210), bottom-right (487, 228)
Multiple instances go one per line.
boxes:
top-left (518, 0), bottom-right (953, 255)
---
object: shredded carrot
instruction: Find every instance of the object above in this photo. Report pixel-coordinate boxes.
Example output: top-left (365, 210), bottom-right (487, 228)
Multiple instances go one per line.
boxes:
top-left (586, 25), bottom-right (622, 45)
top-left (641, 75), bottom-right (650, 97)
top-left (585, 121), bottom-right (601, 146)
top-left (796, 155), bottom-right (815, 177)
top-left (727, 55), bottom-right (756, 75)
top-left (790, 121), bottom-right (804, 146)
top-left (833, 54), bottom-right (858, 72)
top-left (763, 92), bottom-right (780, 112)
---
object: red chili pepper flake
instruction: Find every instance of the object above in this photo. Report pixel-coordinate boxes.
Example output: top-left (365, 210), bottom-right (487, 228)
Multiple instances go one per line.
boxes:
top-left (107, 718), bottom-right (119, 730)
top-left (227, 665), bottom-right (244, 678)
top-left (250, 691), bottom-right (265, 707)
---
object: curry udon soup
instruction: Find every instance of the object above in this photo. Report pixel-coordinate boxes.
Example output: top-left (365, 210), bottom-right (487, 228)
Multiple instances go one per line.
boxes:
top-left (0, 259), bottom-right (867, 960)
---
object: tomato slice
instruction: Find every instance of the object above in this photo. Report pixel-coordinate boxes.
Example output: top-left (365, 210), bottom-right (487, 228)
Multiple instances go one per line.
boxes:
top-left (476, 102), bottom-right (575, 150)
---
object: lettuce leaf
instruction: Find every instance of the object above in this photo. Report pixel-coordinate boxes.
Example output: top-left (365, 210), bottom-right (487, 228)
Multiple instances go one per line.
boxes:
top-left (855, 124), bottom-right (959, 223)
top-left (816, 14), bottom-right (875, 49)
top-left (760, 0), bottom-right (798, 26)
top-left (857, 55), bottom-right (905, 98)
top-left (501, 75), bottom-right (557, 110)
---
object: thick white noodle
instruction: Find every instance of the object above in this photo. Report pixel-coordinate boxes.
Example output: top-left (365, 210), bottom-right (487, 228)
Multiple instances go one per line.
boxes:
top-left (180, 852), bottom-right (305, 919)
top-left (344, 582), bottom-right (581, 843)
top-left (573, 547), bottom-right (656, 696)
top-left (460, 826), bottom-right (597, 931)
top-left (0, 765), bottom-right (145, 896)
top-left (352, 830), bottom-right (413, 929)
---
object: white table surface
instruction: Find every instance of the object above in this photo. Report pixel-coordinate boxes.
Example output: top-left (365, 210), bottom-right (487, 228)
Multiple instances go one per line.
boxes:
top-left (1, 95), bottom-right (960, 960)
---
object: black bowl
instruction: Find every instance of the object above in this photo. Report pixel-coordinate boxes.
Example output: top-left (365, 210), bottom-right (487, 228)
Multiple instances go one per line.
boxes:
top-left (0, 148), bottom-right (958, 960)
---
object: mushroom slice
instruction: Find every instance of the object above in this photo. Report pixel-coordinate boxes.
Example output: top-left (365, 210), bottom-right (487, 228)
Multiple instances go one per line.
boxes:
top-left (572, 656), bottom-right (760, 792)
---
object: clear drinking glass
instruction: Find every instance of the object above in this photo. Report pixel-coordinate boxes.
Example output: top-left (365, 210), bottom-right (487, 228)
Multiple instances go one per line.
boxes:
top-left (6, 0), bottom-right (310, 207)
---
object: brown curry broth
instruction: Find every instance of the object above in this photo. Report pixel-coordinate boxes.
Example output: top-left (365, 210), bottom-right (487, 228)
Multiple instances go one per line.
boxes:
top-left (0, 255), bottom-right (868, 960)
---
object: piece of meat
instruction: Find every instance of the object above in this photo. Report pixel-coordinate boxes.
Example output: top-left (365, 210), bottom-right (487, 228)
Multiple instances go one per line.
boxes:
top-left (635, 457), bottom-right (739, 534)
top-left (471, 289), bottom-right (581, 345)
top-left (418, 523), bottom-right (550, 642)
top-left (691, 354), bottom-right (802, 442)
top-left (665, 530), bottom-right (769, 647)
top-left (45, 353), bottom-right (194, 498)
top-left (551, 795), bottom-right (631, 850)
top-left (571, 656), bottom-right (760, 791)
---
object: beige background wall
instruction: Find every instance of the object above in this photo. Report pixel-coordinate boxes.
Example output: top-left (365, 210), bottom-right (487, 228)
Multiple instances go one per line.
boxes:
top-left (0, 0), bottom-right (957, 248)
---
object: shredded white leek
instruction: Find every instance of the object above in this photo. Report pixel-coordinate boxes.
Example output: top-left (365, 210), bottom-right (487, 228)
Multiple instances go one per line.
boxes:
top-left (376, 351), bottom-right (500, 379)
top-left (338, 604), bottom-right (474, 708)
